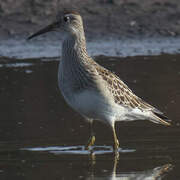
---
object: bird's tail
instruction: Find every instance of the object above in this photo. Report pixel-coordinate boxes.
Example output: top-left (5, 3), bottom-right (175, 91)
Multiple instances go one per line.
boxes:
top-left (150, 112), bottom-right (171, 126)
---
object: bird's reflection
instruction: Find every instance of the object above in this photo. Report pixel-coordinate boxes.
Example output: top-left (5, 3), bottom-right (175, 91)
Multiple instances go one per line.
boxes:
top-left (87, 155), bottom-right (173, 180)
top-left (23, 145), bottom-right (173, 179)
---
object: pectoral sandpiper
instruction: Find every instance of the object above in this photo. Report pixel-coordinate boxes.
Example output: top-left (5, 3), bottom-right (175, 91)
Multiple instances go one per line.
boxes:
top-left (28, 10), bottom-right (171, 152)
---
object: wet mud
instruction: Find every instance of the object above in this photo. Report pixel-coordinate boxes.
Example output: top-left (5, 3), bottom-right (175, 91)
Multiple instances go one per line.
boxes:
top-left (1, 1), bottom-right (180, 59)
top-left (0, 54), bottom-right (179, 179)
top-left (1, 0), bottom-right (180, 39)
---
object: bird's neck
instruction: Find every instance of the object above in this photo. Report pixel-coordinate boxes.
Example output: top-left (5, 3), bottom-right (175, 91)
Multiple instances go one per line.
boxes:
top-left (62, 32), bottom-right (89, 62)
top-left (60, 33), bottom-right (93, 92)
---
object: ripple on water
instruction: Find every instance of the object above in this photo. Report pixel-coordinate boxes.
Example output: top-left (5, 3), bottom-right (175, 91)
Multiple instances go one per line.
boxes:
top-left (22, 145), bottom-right (136, 155)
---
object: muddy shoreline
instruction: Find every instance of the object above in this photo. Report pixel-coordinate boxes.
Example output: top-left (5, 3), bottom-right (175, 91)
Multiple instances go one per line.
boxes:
top-left (1, 0), bottom-right (180, 39)
top-left (1, 0), bottom-right (180, 58)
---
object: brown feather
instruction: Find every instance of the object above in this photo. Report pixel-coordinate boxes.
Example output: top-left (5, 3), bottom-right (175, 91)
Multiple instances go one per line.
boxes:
top-left (95, 65), bottom-right (171, 126)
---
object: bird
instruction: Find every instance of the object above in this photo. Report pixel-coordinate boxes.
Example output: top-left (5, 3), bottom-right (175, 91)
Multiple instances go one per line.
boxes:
top-left (28, 10), bottom-right (171, 152)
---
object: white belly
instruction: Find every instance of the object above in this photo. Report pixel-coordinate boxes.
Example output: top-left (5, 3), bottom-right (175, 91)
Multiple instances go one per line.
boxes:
top-left (65, 90), bottom-right (113, 121)
top-left (62, 87), bottom-right (131, 125)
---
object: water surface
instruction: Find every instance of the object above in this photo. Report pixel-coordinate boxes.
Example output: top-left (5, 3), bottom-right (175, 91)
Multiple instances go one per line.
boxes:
top-left (0, 54), bottom-right (179, 179)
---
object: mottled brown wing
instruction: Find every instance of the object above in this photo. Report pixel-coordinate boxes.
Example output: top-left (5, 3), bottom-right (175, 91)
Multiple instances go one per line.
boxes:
top-left (96, 66), bottom-right (154, 111)
top-left (92, 62), bottom-right (170, 125)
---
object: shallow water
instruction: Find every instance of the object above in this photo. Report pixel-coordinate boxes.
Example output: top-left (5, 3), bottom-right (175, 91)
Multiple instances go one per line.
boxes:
top-left (1, 37), bottom-right (180, 58)
top-left (0, 54), bottom-right (179, 179)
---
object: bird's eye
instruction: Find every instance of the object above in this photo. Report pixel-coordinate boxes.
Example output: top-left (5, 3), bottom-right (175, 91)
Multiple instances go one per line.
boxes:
top-left (64, 16), bottom-right (70, 22)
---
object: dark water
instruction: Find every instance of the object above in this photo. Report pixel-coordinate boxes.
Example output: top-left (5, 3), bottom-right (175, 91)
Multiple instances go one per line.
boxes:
top-left (0, 54), bottom-right (179, 179)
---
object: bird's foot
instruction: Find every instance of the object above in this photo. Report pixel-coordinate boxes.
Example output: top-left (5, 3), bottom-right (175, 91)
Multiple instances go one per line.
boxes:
top-left (85, 135), bottom-right (96, 150)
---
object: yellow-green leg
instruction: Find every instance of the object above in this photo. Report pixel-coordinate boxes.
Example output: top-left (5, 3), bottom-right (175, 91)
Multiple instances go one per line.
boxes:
top-left (112, 125), bottom-right (119, 151)
top-left (85, 120), bottom-right (96, 150)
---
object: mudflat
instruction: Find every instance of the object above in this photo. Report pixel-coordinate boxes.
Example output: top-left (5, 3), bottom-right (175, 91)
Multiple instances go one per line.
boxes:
top-left (0, 0), bottom-right (180, 39)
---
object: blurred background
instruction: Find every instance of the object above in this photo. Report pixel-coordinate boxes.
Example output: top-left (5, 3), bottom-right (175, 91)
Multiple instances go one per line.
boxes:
top-left (1, 0), bottom-right (180, 39)
top-left (1, 0), bottom-right (180, 58)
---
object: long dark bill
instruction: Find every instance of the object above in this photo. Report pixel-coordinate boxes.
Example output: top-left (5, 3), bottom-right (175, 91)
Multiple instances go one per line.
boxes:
top-left (27, 21), bottom-right (59, 40)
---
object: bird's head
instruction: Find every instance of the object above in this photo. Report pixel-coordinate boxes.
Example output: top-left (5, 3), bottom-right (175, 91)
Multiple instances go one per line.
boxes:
top-left (28, 10), bottom-right (84, 40)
